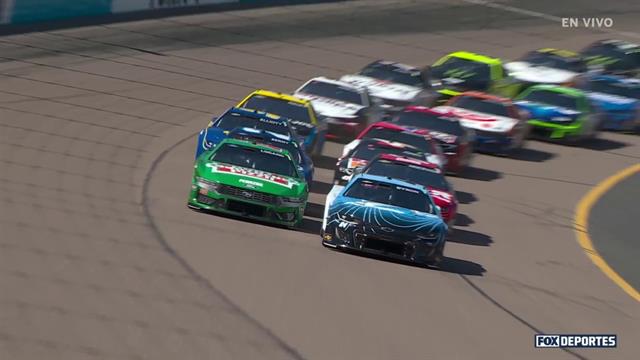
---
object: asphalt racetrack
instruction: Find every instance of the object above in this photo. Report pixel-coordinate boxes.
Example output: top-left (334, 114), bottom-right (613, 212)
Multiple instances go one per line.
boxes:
top-left (1, 1), bottom-right (639, 359)
top-left (589, 172), bottom-right (640, 295)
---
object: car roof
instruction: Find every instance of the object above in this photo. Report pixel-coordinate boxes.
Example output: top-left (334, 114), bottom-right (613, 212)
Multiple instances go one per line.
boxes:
top-left (357, 137), bottom-right (422, 151)
top-left (304, 76), bottom-right (366, 92)
top-left (456, 91), bottom-right (513, 104)
top-left (229, 127), bottom-right (294, 143)
top-left (535, 48), bottom-right (581, 59)
top-left (226, 106), bottom-right (288, 121)
top-left (375, 153), bottom-right (441, 171)
top-left (246, 89), bottom-right (311, 106)
top-left (403, 106), bottom-right (451, 116)
top-left (444, 51), bottom-right (502, 65)
top-left (368, 60), bottom-right (421, 72)
top-left (218, 138), bottom-right (292, 157)
top-left (589, 39), bottom-right (640, 53)
top-left (526, 84), bottom-right (585, 97)
top-left (350, 173), bottom-right (428, 194)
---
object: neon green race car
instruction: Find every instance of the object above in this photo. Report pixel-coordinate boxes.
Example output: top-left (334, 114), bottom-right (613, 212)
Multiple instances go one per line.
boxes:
top-left (429, 51), bottom-right (521, 103)
top-left (188, 138), bottom-right (309, 228)
top-left (514, 85), bottom-right (601, 142)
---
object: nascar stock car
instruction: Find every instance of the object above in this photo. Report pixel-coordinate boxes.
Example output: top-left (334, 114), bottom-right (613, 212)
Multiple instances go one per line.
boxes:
top-left (515, 85), bottom-right (601, 142)
top-left (294, 76), bottom-right (384, 141)
top-left (574, 74), bottom-right (639, 132)
top-left (392, 106), bottom-right (473, 174)
top-left (226, 127), bottom-right (314, 184)
top-left (188, 138), bottom-right (308, 228)
top-left (357, 154), bottom-right (458, 229)
top-left (433, 92), bottom-right (531, 155)
top-left (321, 174), bottom-right (448, 267)
top-left (236, 89), bottom-right (326, 156)
top-left (194, 107), bottom-right (299, 159)
top-left (334, 138), bottom-right (432, 185)
top-left (340, 60), bottom-right (437, 113)
top-left (581, 39), bottom-right (640, 77)
top-left (429, 51), bottom-right (521, 103)
top-left (340, 122), bottom-right (446, 170)
top-left (504, 48), bottom-right (588, 87)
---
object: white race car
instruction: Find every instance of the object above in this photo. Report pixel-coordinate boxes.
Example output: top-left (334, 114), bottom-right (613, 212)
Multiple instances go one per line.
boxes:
top-left (505, 48), bottom-right (587, 85)
top-left (294, 77), bottom-right (383, 140)
top-left (433, 91), bottom-right (530, 155)
top-left (340, 60), bottom-right (436, 112)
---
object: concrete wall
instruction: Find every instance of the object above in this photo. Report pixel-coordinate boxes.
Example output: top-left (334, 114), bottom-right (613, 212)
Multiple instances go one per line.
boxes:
top-left (0, 0), bottom-right (341, 25)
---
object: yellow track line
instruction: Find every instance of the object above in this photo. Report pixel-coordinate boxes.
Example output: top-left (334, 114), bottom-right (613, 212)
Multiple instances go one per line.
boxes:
top-left (574, 163), bottom-right (640, 302)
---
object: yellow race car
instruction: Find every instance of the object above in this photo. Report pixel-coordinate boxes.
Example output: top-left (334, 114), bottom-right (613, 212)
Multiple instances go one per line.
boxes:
top-left (237, 90), bottom-right (326, 155)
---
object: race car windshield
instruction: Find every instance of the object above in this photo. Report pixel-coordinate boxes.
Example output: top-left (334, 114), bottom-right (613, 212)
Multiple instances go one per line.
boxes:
top-left (522, 90), bottom-right (579, 110)
top-left (210, 143), bottom-right (297, 178)
top-left (364, 159), bottom-right (449, 190)
top-left (299, 80), bottom-right (363, 105)
top-left (394, 112), bottom-right (464, 136)
top-left (586, 79), bottom-right (640, 99)
top-left (431, 57), bottom-right (491, 90)
top-left (344, 179), bottom-right (432, 213)
top-left (351, 142), bottom-right (424, 161)
top-left (360, 63), bottom-right (423, 86)
top-left (522, 52), bottom-right (587, 73)
top-left (215, 113), bottom-right (289, 135)
top-left (230, 134), bottom-right (303, 164)
top-left (361, 127), bottom-right (432, 152)
top-left (242, 95), bottom-right (312, 123)
top-left (582, 44), bottom-right (640, 73)
top-left (452, 96), bottom-right (511, 117)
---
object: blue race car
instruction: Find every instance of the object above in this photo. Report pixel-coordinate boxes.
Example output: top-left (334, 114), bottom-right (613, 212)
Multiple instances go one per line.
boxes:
top-left (195, 107), bottom-right (300, 159)
top-left (575, 74), bottom-right (640, 132)
top-left (321, 174), bottom-right (447, 267)
top-left (227, 127), bottom-right (314, 184)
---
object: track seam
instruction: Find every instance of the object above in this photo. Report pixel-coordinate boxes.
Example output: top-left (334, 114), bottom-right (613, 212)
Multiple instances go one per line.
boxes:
top-left (141, 130), bottom-right (307, 360)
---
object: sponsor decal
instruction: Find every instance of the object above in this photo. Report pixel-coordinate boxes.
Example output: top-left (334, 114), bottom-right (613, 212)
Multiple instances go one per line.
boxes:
top-left (450, 108), bottom-right (497, 122)
top-left (428, 188), bottom-right (452, 202)
top-left (347, 158), bottom-right (368, 169)
top-left (429, 130), bottom-right (457, 144)
top-left (239, 179), bottom-right (263, 188)
top-left (206, 163), bottom-right (293, 188)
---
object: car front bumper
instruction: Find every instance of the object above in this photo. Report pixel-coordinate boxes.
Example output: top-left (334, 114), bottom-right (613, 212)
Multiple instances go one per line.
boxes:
top-left (188, 187), bottom-right (304, 227)
top-left (527, 119), bottom-right (582, 140)
top-left (322, 224), bottom-right (443, 264)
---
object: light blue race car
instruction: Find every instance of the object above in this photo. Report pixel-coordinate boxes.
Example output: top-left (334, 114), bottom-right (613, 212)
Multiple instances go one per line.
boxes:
top-left (321, 174), bottom-right (447, 267)
top-left (575, 74), bottom-right (640, 132)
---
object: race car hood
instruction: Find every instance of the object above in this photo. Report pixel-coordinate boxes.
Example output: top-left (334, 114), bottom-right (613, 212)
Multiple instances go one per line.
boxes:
top-left (294, 92), bottom-right (365, 118)
top-left (197, 161), bottom-right (305, 197)
top-left (514, 100), bottom-right (581, 122)
top-left (433, 105), bottom-right (519, 133)
top-left (585, 91), bottom-right (638, 112)
top-left (339, 74), bottom-right (421, 102)
top-left (505, 61), bottom-right (578, 84)
top-left (329, 196), bottom-right (444, 234)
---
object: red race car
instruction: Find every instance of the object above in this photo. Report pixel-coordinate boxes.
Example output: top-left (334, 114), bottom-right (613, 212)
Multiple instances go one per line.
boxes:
top-left (340, 121), bottom-right (447, 170)
top-left (433, 91), bottom-right (530, 156)
top-left (391, 106), bottom-right (473, 175)
top-left (358, 153), bottom-right (458, 228)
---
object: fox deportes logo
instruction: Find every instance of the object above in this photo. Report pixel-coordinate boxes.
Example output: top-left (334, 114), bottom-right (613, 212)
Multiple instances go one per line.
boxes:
top-left (535, 334), bottom-right (617, 348)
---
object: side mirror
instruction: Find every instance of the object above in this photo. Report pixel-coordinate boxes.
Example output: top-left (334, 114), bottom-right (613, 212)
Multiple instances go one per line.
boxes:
top-left (352, 167), bottom-right (364, 176)
top-left (371, 97), bottom-right (384, 106)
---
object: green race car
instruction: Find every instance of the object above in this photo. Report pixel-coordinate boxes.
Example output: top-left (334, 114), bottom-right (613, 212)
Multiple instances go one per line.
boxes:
top-left (188, 138), bottom-right (309, 228)
top-left (429, 51), bottom-right (521, 103)
top-left (514, 85), bottom-right (601, 142)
